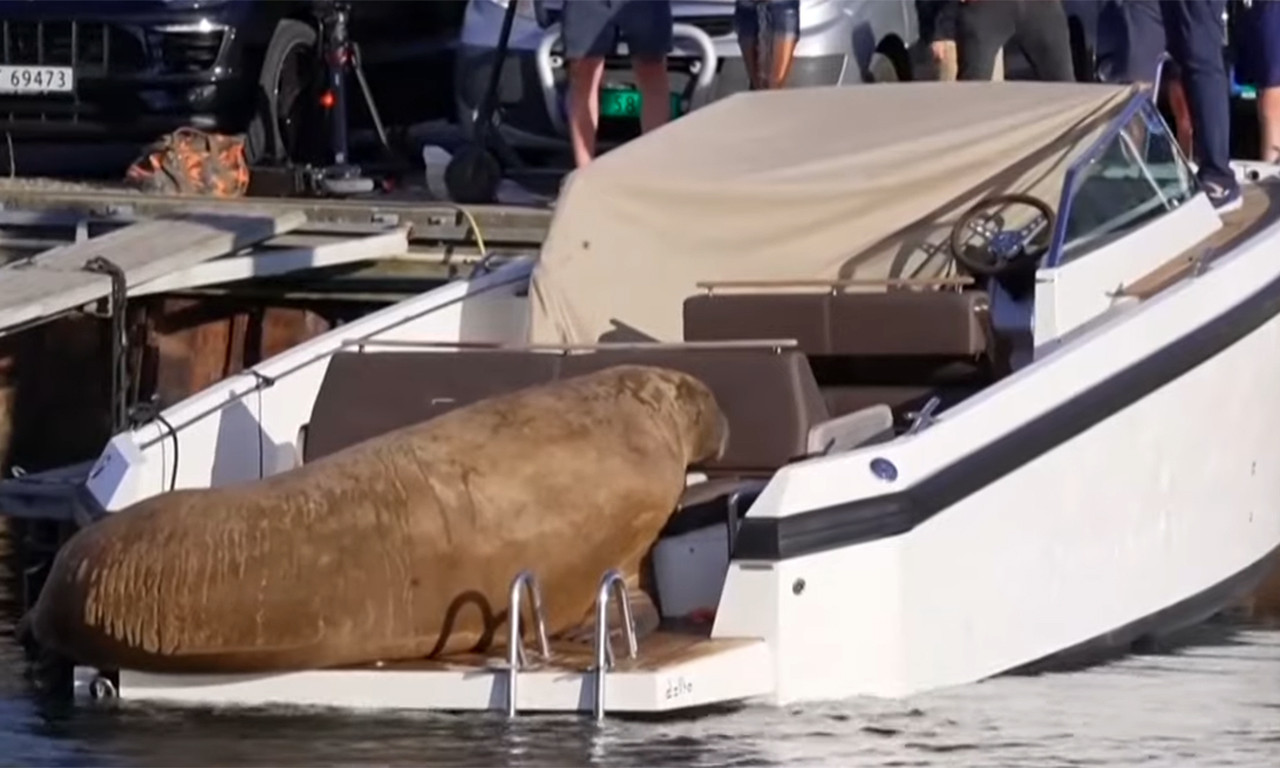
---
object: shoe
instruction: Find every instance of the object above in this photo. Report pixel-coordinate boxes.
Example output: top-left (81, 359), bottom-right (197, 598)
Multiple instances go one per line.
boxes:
top-left (1204, 180), bottom-right (1243, 213)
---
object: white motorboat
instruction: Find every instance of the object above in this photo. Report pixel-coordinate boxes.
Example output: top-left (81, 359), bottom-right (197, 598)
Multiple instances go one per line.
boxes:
top-left (66, 81), bottom-right (1280, 715)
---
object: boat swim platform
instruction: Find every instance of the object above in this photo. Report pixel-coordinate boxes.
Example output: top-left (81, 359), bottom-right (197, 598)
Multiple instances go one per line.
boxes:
top-left (71, 632), bottom-right (773, 716)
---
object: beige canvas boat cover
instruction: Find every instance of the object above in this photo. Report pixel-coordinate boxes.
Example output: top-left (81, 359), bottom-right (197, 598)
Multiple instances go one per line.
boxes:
top-left (528, 80), bottom-right (1138, 344)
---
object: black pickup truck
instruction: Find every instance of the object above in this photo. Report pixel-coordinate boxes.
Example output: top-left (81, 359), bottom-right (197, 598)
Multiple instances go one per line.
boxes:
top-left (0, 0), bottom-right (465, 173)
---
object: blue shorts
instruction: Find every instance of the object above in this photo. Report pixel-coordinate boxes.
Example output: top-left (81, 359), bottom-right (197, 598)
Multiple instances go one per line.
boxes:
top-left (561, 0), bottom-right (673, 60)
top-left (734, 0), bottom-right (801, 45)
top-left (1236, 0), bottom-right (1280, 88)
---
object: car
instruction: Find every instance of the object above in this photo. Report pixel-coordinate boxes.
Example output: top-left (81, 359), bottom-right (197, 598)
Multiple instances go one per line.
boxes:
top-left (0, 0), bottom-right (467, 174)
top-left (453, 0), bottom-right (922, 157)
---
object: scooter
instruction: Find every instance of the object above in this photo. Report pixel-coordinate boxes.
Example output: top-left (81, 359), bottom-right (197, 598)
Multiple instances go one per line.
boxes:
top-left (444, 0), bottom-right (555, 204)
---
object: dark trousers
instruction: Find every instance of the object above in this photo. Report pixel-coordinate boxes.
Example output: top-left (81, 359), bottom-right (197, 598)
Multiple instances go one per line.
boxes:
top-left (957, 0), bottom-right (1074, 82)
top-left (1159, 0), bottom-right (1235, 190)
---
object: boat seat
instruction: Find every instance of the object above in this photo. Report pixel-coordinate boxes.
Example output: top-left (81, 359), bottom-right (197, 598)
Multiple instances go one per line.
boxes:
top-left (305, 347), bottom-right (842, 471)
top-left (557, 347), bottom-right (826, 475)
top-left (683, 290), bottom-right (994, 417)
top-left (806, 403), bottom-right (895, 455)
top-left (304, 350), bottom-right (562, 464)
top-left (683, 289), bottom-right (991, 357)
top-left (303, 346), bottom-right (899, 545)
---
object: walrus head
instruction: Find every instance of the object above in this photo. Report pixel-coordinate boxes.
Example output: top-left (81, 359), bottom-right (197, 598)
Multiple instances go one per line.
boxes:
top-left (584, 364), bottom-right (729, 465)
top-left (667, 370), bottom-right (729, 466)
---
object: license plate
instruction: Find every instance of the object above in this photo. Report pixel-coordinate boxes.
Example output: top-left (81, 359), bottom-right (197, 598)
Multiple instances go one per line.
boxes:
top-left (599, 87), bottom-right (685, 119)
top-left (0, 65), bottom-right (74, 94)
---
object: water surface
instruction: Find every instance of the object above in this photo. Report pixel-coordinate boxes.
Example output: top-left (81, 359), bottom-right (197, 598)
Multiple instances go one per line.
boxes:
top-left (0, 621), bottom-right (1275, 767)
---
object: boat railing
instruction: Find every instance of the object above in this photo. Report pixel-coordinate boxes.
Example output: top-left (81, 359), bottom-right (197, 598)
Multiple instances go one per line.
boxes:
top-left (338, 338), bottom-right (798, 354)
top-left (505, 569), bottom-right (552, 718)
top-left (694, 276), bottom-right (975, 295)
top-left (593, 568), bottom-right (639, 721)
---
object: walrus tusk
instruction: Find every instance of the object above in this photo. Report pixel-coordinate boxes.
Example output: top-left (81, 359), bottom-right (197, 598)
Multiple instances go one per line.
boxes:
top-left (28, 364), bottom-right (728, 674)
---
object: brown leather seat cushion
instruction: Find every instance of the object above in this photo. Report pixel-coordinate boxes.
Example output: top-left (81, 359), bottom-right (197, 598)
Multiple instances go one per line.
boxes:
top-left (304, 348), bottom-right (828, 474)
top-left (304, 351), bottom-right (563, 463)
top-left (683, 290), bottom-right (990, 357)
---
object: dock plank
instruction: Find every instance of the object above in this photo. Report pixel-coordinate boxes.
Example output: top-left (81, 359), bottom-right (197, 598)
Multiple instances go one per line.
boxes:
top-left (0, 208), bottom-right (305, 333)
top-left (0, 181), bottom-right (554, 246)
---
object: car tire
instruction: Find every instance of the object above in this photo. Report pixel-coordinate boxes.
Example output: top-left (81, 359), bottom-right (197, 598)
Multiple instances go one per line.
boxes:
top-left (246, 18), bottom-right (320, 166)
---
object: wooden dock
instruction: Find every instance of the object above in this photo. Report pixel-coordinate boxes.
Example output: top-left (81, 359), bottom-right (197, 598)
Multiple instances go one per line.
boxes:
top-left (0, 182), bottom-right (554, 315)
top-left (0, 179), bottom-right (553, 251)
top-left (0, 208), bottom-right (305, 336)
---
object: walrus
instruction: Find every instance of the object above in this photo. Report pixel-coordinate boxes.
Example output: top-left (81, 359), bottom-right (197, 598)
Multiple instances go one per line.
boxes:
top-left (29, 364), bottom-right (728, 673)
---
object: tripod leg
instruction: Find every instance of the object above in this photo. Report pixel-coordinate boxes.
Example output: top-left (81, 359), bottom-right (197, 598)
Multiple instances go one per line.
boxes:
top-left (349, 42), bottom-right (394, 159)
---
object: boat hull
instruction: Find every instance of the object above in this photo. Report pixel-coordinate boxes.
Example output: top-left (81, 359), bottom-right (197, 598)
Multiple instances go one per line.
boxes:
top-left (715, 214), bottom-right (1280, 703)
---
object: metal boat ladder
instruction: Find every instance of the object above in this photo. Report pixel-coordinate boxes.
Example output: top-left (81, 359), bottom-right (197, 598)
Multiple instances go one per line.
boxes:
top-left (592, 568), bottom-right (639, 721)
top-left (505, 570), bottom-right (552, 718)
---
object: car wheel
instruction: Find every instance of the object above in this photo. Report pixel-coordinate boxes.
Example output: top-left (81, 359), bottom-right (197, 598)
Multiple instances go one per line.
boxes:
top-left (246, 19), bottom-right (324, 166)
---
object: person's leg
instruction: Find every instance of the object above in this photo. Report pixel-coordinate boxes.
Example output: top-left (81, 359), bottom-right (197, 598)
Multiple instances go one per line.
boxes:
top-left (765, 0), bottom-right (801, 88)
top-left (1168, 72), bottom-right (1196, 159)
top-left (1103, 0), bottom-right (1193, 157)
top-left (935, 38), bottom-right (959, 81)
top-left (1119, 0), bottom-right (1167, 84)
top-left (1160, 0), bottom-right (1239, 209)
top-left (561, 0), bottom-right (617, 167)
top-left (618, 0), bottom-right (673, 134)
top-left (1011, 0), bottom-right (1075, 81)
top-left (957, 0), bottom-right (1015, 81)
top-left (1249, 1), bottom-right (1280, 162)
top-left (733, 0), bottom-right (763, 90)
top-left (567, 58), bottom-right (606, 168)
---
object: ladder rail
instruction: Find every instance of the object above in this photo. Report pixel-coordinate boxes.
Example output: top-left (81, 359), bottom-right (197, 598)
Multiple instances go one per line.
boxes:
top-left (506, 569), bottom-right (552, 718)
top-left (592, 568), bottom-right (638, 721)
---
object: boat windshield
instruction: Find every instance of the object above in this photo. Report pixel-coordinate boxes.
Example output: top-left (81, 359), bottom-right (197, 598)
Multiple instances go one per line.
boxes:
top-left (1051, 98), bottom-right (1198, 266)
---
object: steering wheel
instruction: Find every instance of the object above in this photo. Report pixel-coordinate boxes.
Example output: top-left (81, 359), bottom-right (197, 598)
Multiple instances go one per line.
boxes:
top-left (948, 193), bottom-right (1056, 279)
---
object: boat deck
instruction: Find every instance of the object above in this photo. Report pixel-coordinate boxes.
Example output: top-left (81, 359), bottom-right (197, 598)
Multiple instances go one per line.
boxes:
top-left (73, 630), bottom-right (775, 716)
top-left (1121, 179), bottom-right (1280, 299)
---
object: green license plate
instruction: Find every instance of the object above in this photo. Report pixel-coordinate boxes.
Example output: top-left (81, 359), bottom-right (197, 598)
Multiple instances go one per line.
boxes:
top-left (599, 88), bottom-right (685, 119)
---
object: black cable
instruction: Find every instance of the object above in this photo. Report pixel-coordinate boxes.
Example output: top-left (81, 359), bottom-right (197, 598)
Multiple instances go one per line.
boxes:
top-left (82, 256), bottom-right (129, 434)
top-left (245, 370), bottom-right (276, 479)
top-left (154, 413), bottom-right (179, 493)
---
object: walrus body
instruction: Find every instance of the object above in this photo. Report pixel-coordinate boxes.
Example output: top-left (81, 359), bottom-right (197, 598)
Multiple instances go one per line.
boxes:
top-left (29, 364), bottom-right (727, 673)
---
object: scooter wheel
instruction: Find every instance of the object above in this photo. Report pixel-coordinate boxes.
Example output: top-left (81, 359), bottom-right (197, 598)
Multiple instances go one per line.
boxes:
top-left (444, 145), bottom-right (503, 205)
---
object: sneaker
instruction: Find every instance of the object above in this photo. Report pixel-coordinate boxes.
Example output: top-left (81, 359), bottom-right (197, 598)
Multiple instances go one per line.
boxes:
top-left (1204, 180), bottom-right (1243, 213)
